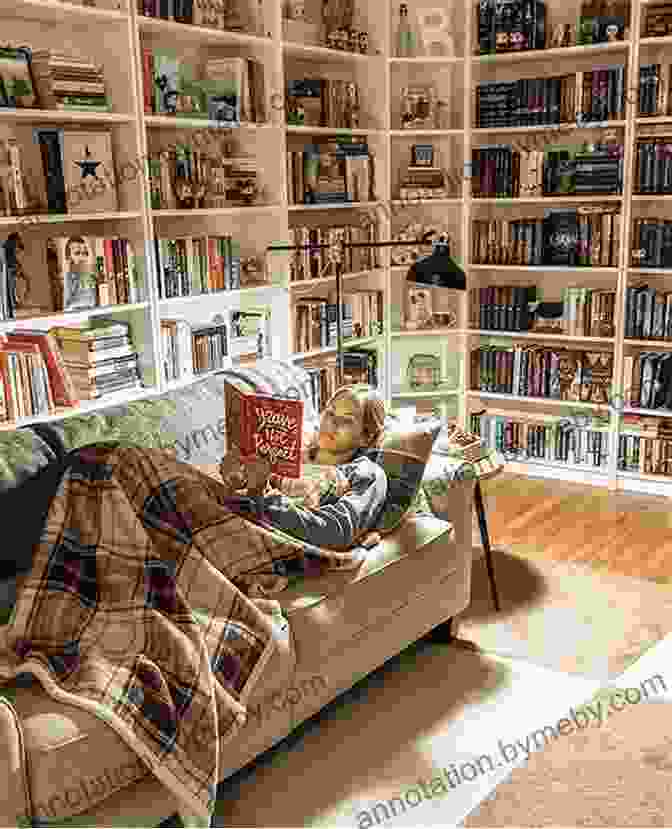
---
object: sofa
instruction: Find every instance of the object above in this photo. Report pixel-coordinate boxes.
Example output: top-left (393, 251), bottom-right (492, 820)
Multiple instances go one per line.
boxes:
top-left (0, 359), bottom-right (475, 828)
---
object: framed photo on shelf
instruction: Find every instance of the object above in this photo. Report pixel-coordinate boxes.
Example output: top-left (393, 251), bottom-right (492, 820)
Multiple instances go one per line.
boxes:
top-left (407, 353), bottom-right (441, 389)
top-left (404, 284), bottom-right (433, 330)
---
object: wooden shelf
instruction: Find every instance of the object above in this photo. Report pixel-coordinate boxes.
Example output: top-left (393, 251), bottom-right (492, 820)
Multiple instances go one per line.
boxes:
top-left (1, 0), bottom-right (671, 496)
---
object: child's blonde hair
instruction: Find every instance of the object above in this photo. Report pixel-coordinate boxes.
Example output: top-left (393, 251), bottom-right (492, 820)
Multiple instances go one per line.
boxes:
top-left (322, 384), bottom-right (386, 449)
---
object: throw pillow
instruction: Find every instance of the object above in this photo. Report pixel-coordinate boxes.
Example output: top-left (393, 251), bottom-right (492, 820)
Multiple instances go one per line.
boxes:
top-left (362, 420), bottom-right (441, 534)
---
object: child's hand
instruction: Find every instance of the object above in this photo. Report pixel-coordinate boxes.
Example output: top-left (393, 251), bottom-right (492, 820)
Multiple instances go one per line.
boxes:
top-left (219, 447), bottom-right (270, 495)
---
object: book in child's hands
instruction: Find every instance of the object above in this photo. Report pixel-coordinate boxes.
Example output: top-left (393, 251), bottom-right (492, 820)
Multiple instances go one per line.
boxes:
top-left (224, 378), bottom-right (304, 478)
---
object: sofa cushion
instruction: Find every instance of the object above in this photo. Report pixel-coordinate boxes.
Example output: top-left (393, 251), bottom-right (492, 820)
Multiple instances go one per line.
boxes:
top-left (362, 419), bottom-right (442, 534)
top-left (35, 376), bottom-right (230, 466)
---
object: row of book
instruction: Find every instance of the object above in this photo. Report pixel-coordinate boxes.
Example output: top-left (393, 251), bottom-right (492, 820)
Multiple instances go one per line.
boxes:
top-left (471, 208), bottom-right (622, 268)
top-left (303, 350), bottom-right (379, 413)
top-left (147, 145), bottom-right (259, 211)
top-left (470, 410), bottom-right (610, 468)
top-left (286, 79), bottom-right (362, 130)
top-left (0, 234), bottom-right (143, 322)
top-left (160, 318), bottom-right (229, 382)
top-left (625, 284), bottom-right (672, 339)
top-left (618, 434), bottom-right (672, 475)
top-left (48, 235), bottom-right (143, 313)
top-left (470, 346), bottom-right (614, 403)
top-left (137, 0), bottom-right (253, 33)
top-left (143, 50), bottom-right (267, 124)
top-left (476, 0), bottom-right (547, 54)
top-left (287, 142), bottom-right (375, 205)
top-left (475, 76), bottom-right (573, 129)
top-left (154, 235), bottom-right (241, 299)
top-left (294, 292), bottom-right (384, 353)
top-left (470, 286), bottom-right (616, 336)
top-left (626, 351), bottom-right (672, 410)
top-left (632, 221), bottom-right (672, 269)
top-left (634, 139), bottom-right (672, 194)
top-left (471, 144), bottom-right (624, 198)
top-left (286, 222), bottom-right (381, 281)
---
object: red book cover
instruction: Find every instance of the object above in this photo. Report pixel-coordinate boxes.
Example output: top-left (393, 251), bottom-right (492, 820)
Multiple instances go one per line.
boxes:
top-left (224, 379), bottom-right (304, 478)
top-left (3, 330), bottom-right (78, 406)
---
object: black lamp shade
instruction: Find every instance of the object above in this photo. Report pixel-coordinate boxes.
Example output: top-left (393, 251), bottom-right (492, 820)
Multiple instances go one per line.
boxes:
top-left (406, 238), bottom-right (466, 290)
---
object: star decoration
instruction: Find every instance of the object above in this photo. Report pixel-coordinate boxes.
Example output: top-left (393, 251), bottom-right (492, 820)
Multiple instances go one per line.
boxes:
top-left (75, 146), bottom-right (102, 179)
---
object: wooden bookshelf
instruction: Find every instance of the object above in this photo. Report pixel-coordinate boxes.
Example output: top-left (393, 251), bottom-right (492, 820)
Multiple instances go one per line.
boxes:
top-left (2, 0), bottom-right (672, 494)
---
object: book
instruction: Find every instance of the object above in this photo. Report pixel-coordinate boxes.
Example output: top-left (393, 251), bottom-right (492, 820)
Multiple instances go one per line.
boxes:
top-left (2, 329), bottom-right (78, 406)
top-left (224, 378), bottom-right (304, 478)
top-left (60, 130), bottom-right (118, 214)
top-left (47, 235), bottom-right (98, 311)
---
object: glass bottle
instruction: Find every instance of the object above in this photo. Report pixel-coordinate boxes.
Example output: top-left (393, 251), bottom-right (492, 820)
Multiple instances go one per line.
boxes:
top-left (396, 3), bottom-right (414, 57)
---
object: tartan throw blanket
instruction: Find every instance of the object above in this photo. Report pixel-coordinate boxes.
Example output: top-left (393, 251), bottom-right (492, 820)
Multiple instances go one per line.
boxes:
top-left (0, 444), bottom-right (366, 826)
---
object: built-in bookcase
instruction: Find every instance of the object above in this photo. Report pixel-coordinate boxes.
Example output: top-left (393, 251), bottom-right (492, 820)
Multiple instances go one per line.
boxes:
top-left (4, 0), bottom-right (672, 495)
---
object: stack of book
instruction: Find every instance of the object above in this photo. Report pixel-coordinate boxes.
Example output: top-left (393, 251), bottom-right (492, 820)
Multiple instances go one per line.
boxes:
top-left (30, 50), bottom-right (110, 111)
top-left (154, 235), bottom-right (241, 299)
top-left (398, 145), bottom-right (451, 200)
top-left (0, 328), bottom-right (79, 422)
top-left (471, 345), bottom-right (614, 403)
top-left (618, 416), bottom-right (672, 474)
top-left (286, 221), bottom-right (381, 281)
top-left (632, 220), bottom-right (672, 269)
top-left (475, 76), bottom-right (573, 128)
top-left (476, 0), bottom-right (547, 54)
top-left (644, 0), bottom-right (672, 37)
top-left (625, 285), bottom-right (672, 339)
top-left (471, 409), bottom-right (610, 469)
top-left (287, 141), bottom-right (374, 205)
top-left (634, 138), bottom-right (672, 193)
top-left (51, 319), bottom-right (142, 401)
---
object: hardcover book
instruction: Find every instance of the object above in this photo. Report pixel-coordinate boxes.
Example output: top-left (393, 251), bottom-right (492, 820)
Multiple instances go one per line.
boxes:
top-left (224, 378), bottom-right (304, 478)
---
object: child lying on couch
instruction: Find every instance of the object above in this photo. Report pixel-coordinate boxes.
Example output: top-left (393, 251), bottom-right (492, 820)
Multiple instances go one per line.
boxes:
top-left (219, 384), bottom-right (388, 551)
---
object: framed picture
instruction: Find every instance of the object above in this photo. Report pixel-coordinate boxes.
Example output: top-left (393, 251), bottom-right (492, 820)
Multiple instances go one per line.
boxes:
top-left (415, 8), bottom-right (455, 56)
top-left (407, 353), bottom-right (441, 389)
top-left (404, 284), bottom-right (433, 330)
top-left (0, 47), bottom-right (37, 109)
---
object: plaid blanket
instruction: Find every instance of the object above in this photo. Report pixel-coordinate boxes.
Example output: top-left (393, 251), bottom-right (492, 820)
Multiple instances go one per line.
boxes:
top-left (0, 444), bottom-right (366, 826)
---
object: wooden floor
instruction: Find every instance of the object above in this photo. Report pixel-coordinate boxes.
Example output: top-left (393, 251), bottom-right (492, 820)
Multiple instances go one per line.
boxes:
top-left (478, 472), bottom-right (672, 582)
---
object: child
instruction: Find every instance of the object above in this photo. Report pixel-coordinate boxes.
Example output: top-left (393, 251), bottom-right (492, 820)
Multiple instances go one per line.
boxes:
top-left (219, 384), bottom-right (388, 551)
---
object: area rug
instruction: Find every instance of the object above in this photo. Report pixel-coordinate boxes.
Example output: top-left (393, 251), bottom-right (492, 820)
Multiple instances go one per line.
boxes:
top-left (479, 471), bottom-right (672, 585)
top-left (457, 548), bottom-right (672, 680)
top-left (208, 642), bottom-right (599, 827)
top-left (462, 692), bottom-right (672, 826)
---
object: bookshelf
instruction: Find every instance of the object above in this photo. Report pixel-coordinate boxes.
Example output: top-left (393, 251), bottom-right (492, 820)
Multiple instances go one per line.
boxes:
top-left (2, 0), bottom-right (672, 496)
